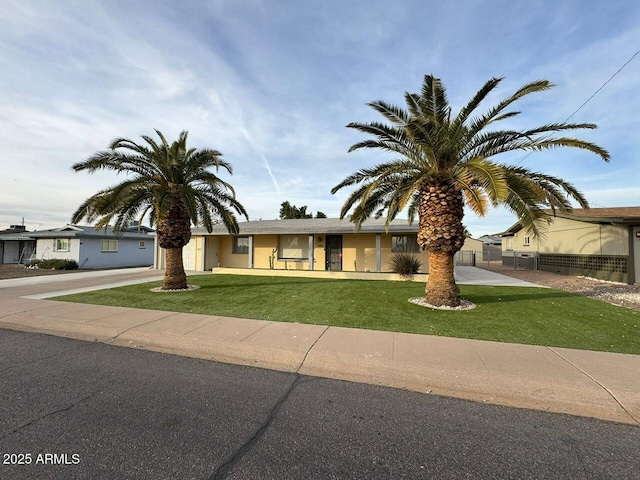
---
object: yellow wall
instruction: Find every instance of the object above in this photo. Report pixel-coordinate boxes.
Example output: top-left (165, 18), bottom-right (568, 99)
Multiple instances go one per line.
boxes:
top-left (343, 234), bottom-right (376, 272)
top-left (189, 232), bottom-right (437, 272)
top-left (344, 234), bottom-right (429, 273)
top-left (217, 236), bottom-right (249, 268)
top-left (504, 217), bottom-right (629, 255)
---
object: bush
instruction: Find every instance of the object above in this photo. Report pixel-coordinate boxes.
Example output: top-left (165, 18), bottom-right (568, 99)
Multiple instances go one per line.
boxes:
top-left (29, 259), bottom-right (79, 270)
top-left (390, 253), bottom-right (423, 279)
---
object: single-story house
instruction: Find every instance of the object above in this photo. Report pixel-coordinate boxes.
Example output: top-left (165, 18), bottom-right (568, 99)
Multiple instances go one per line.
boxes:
top-left (29, 224), bottom-right (155, 269)
top-left (0, 225), bottom-right (36, 264)
top-left (155, 218), bottom-right (482, 274)
top-left (500, 207), bottom-right (640, 284)
top-left (478, 234), bottom-right (502, 262)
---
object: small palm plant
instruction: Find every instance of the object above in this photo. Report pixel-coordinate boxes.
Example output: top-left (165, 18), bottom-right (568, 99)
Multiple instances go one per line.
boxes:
top-left (333, 75), bottom-right (609, 307)
top-left (390, 253), bottom-right (423, 280)
top-left (72, 130), bottom-right (247, 290)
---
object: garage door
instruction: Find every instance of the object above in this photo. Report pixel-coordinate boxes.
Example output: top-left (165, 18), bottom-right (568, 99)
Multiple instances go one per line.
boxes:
top-left (182, 239), bottom-right (197, 271)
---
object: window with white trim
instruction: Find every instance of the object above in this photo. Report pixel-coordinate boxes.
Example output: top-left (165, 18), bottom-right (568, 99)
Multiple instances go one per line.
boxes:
top-left (232, 236), bottom-right (250, 254)
top-left (139, 241), bottom-right (146, 249)
top-left (101, 239), bottom-right (118, 252)
top-left (54, 238), bottom-right (69, 252)
top-left (523, 235), bottom-right (531, 246)
top-left (391, 235), bottom-right (420, 253)
top-left (278, 235), bottom-right (309, 260)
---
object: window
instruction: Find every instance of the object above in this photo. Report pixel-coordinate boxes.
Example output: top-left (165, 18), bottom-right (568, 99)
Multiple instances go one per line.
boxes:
top-left (505, 237), bottom-right (513, 251)
top-left (278, 235), bottom-right (309, 260)
top-left (523, 235), bottom-right (531, 246)
top-left (139, 241), bottom-right (146, 249)
top-left (391, 235), bottom-right (420, 253)
top-left (54, 239), bottom-right (69, 252)
top-left (101, 239), bottom-right (118, 252)
top-left (233, 236), bottom-right (250, 254)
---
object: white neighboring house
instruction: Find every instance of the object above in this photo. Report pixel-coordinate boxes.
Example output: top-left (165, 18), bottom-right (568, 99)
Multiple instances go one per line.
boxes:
top-left (29, 224), bottom-right (155, 269)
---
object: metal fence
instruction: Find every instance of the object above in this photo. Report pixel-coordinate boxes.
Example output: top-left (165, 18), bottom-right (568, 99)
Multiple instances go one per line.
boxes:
top-left (460, 250), bottom-right (539, 271)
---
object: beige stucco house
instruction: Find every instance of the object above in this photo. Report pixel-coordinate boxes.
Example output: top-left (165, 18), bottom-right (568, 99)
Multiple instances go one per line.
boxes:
top-left (501, 207), bottom-right (640, 284)
top-left (155, 218), bottom-right (482, 275)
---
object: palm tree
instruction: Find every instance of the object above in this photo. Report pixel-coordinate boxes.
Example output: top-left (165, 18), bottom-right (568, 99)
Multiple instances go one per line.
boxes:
top-left (72, 129), bottom-right (248, 290)
top-left (332, 75), bottom-right (609, 307)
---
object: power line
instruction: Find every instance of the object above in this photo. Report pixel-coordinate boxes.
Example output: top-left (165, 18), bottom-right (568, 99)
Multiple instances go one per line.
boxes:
top-left (563, 48), bottom-right (640, 123)
top-left (514, 48), bottom-right (640, 166)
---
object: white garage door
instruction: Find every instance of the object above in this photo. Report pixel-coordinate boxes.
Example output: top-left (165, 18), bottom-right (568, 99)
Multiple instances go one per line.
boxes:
top-left (182, 239), bottom-right (197, 271)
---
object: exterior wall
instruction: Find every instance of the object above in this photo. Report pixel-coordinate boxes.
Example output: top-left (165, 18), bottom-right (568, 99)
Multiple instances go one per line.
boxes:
top-left (78, 237), bottom-right (153, 268)
top-left (36, 237), bottom-right (153, 269)
top-left (502, 217), bottom-right (629, 255)
top-left (461, 237), bottom-right (483, 252)
top-left (36, 238), bottom-right (80, 263)
top-left (343, 234), bottom-right (376, 272)
top-left (254, 234), bottom-right (283, 269)
top-left (379, 234), bottom-right (429, 273)
top-left (217, 236), bottom-right (249, 268)
top-left (501, 217), bottom-right (633, 283)
top-left (207, 232), bottom-right (429, 273)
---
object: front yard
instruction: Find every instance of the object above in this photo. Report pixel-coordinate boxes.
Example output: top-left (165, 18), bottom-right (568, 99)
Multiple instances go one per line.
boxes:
top-left (53, 274), bottom-right (640, 355)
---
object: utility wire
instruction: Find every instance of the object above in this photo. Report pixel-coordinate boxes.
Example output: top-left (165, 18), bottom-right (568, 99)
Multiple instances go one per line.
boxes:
top-left (563, 48), bottom-right (640, 123)
top-left (514, 48), bottom-right (640, 166)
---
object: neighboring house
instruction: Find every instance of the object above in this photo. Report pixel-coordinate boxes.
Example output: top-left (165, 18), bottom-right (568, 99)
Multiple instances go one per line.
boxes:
top-left (500, 207), bottom-right (640, 284)
top-left (29, 224), bottom-right (155, 269)
top-left (0, 225), bottom-right (35, 264)
top-left (156, 218), bottom-right (482, 274)
top-left (479, 234), bottom-right (502, 247)
top-left (479, 234), bottom-right (502, 262)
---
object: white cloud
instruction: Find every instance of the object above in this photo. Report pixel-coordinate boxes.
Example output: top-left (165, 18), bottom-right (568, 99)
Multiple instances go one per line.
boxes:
top-left (1, 0), bottom-right (639, 232)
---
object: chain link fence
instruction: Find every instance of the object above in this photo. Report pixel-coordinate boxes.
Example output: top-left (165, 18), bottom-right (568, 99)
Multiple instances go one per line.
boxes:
top-left (458, 249), bottom-right (539, 271)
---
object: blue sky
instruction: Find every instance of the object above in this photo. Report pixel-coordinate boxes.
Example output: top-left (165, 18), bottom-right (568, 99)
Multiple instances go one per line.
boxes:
top-left (1, 0), bottom-right (638, 237)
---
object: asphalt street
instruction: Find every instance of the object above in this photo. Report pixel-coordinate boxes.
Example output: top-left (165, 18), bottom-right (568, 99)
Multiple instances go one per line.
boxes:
top-left (1, 329), bottom-right (639, 479)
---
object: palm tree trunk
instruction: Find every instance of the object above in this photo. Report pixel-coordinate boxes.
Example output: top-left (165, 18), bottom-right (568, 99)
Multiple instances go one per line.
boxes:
top-left (163, 247), bottom-right (188, 290)
top-left (418, 181), bottom-right (465, 307)
top-left (426, 251), bottom-right (460, 306)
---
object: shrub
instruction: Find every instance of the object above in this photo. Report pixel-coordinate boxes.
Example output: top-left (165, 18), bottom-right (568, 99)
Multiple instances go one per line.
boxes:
top-left (390, 253), bottom-right (422, 279)
top-left (30, 259), bottom-right (79, 270)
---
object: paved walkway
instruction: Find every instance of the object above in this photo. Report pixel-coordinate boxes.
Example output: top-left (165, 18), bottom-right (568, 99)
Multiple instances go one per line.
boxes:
top-left (0, 267), bottom-right (638, 426)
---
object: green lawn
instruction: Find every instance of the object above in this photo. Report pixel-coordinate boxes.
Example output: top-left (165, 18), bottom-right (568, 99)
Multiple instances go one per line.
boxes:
top-left (54, 274), bottom-right (640, 354)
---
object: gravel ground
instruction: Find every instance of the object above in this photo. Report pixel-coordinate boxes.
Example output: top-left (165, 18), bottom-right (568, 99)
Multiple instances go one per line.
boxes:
top-left (479, 262), bottom-right (640, 312)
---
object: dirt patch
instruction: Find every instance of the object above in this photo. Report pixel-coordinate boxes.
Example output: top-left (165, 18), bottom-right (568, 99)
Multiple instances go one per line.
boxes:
top-left (0, 264), bottom-right (81, 280)
top-left (478, 262), bottom-right (640, 312)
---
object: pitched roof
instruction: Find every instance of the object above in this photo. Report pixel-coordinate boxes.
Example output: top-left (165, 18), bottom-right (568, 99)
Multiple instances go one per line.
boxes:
top-left (554, 207), bottom-right (640, 222)
top-left (28, 224), bottom-right (154, 239)
top-left (500, 206), bottom-right (640, 235)
top-left (192, 218), bottom-right (421, 235)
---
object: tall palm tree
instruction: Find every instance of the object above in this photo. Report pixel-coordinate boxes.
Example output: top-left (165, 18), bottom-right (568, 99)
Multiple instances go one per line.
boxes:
top-left (332, 75), bottom-right (609, 307)
top-left (72, 129), bottom-right (247, 290)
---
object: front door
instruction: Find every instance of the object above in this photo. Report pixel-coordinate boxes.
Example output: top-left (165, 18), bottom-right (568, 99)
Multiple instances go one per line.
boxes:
top-left (325, 235), bottom-right (342, 271)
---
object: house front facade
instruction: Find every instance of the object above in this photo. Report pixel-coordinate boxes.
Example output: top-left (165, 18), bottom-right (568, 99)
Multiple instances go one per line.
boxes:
top-left (29, 224), bottom-right (155, 269)
top-left (501, 207), bottom-right (640, 284)
top-left (156, 218), bottom-right (482, 274)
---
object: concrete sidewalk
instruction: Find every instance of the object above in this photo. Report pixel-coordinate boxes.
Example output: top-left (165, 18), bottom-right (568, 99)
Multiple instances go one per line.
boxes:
top-left (0, 267), bottom-right (638, 426)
